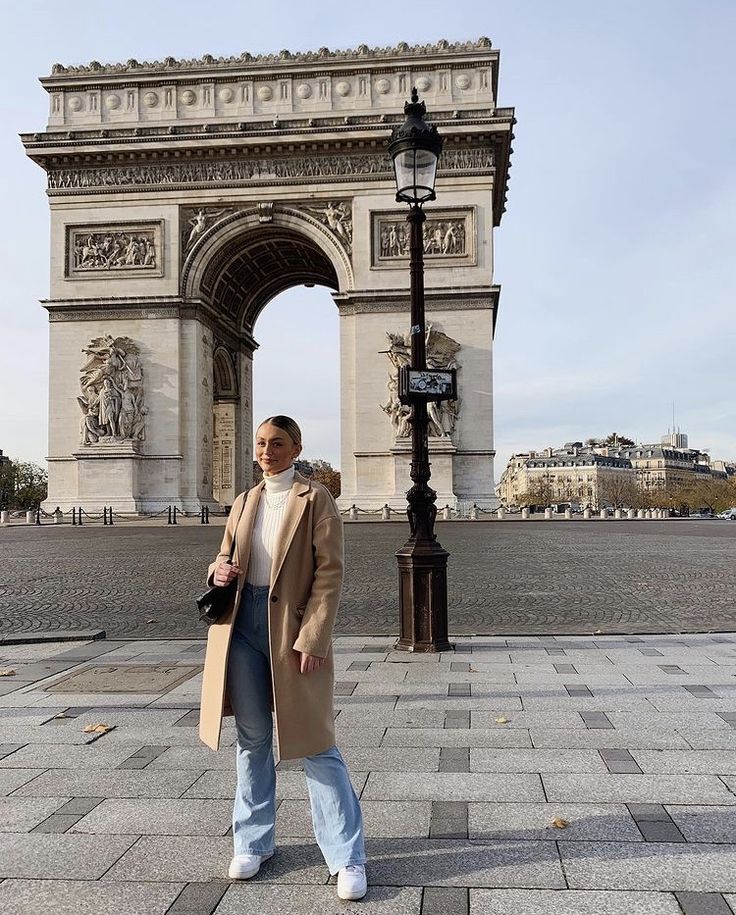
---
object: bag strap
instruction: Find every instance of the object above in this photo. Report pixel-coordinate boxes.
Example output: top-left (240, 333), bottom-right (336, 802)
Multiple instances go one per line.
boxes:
top-left (226, 492), bottom-right (249, 563)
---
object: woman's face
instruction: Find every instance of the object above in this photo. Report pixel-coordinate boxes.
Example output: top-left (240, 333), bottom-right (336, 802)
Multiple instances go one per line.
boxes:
top-left (255, 423), bottom-right (301, 475)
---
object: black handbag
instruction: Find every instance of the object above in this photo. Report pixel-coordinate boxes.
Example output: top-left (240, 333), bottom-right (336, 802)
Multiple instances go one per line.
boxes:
top-left (196, 499), bottom-right (247, 625)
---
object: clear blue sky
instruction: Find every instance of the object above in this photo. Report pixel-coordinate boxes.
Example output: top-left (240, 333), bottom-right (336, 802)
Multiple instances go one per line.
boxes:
top-left (2, 0), bottom-right (735, 473)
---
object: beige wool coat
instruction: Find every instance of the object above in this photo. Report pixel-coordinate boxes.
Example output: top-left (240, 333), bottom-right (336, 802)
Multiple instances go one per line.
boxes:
top-left (199, 471), bottom-right (343, 761)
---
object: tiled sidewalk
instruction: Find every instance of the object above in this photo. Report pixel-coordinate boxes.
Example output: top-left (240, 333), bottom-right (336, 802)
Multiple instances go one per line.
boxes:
top-left (0, 633), bottom-right (734, 914)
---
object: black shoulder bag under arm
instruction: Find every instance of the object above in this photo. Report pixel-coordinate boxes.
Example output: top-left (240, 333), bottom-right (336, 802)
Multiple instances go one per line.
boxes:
top-left (196, 498), bottom-right (247, 625)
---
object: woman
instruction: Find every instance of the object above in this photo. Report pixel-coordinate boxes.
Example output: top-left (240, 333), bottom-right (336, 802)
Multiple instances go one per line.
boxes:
top-left (199, 415), bottom-right (367, 901)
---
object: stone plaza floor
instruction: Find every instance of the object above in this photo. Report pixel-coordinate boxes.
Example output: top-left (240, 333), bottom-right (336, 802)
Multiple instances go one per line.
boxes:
top-left (1, 520), bottom-right (735, 639)
top-left (0, 633), bottom-right (735, 914)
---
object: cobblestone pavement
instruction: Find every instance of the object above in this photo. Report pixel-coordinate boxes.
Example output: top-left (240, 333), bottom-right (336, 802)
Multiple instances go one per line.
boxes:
top-left (0, 633), bottom-right (735, 914)
top-left (0, 521), bottom-right (734, 640)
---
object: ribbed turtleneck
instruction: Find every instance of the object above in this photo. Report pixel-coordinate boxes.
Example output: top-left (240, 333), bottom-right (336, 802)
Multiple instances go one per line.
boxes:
top-left (247, 464), bottom-right (295, 586)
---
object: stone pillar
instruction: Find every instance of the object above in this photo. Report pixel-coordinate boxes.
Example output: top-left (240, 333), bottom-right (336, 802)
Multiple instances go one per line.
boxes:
top-left (349, 505), bottom-right (358, 521)
top-left (443, 505), bottom-right (452, 520)
top-left (521, 507), bottom-right (529, 519)
top-left (26, 510), bottom-right (34, 524)
top-left (627, 508), bottom-right (635, 520)
top-left (0, 511), bottom-right (8, 524)
top-left (583, 507), bottom-right (591, 520)
top-left (496, 507), bottom-right (504, 520)
top-left (614, 508), bottom-right (622, 520)
top-left (600, 509), bottom-right (607, 520)
top-left (564, 508), bottom-right (572, 520)
top-left (544, 507), bottom-right (553, 520)
top-left (637, 508), bottom-right (645, 519)
top-left (54, 508), bottom-right (64, 523)
top-left (381, 504), bottom-right (391, 520)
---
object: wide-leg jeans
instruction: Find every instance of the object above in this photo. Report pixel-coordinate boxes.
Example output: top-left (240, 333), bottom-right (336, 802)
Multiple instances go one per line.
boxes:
top-left (226, 583), bottom-right (366, 874)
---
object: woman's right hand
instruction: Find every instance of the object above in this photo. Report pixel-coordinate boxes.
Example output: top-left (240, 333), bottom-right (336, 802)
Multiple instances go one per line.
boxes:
top-left (213, 561), bottom-right (241, 586)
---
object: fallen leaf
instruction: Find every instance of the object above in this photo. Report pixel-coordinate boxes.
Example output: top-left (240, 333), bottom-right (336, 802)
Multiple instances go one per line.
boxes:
top-left (494, 716), bottom-right (509, 724)
top-left (593, 629), bottom-right (602, 634)
top-left (83, 723), bottom-right (111, 734)
top-left (146, 618), bottom-right (155, 623)
top-left (550, 817), bottom-right (570, 829)
top-left (0, 669), bottom-right (16, 677)
top-left (53, 713), bottom-right (68, 719)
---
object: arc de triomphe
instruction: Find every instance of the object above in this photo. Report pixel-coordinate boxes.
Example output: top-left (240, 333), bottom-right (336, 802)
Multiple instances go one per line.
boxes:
top-left (22, 38), bottom-right (514, 513)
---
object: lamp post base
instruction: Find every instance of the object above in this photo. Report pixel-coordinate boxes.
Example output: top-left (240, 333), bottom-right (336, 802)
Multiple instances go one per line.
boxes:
top-left (395, 539), bottom-right (453, 652)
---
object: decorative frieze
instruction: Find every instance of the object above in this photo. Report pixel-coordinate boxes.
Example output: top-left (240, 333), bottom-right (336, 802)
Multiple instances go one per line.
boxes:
top-left (77, 335), bottom-right (147, 445)
top-left (67, 222), bottom-right (163, 278)
top-left (48, 147), bottom-right (493, 194)
top-left (372, 208), bottom-right (475, 268)
top-left (381, 326), bottom-right (461, 439)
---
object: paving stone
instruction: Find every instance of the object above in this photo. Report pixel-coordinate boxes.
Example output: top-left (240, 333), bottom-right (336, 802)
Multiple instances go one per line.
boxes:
top-left (0, 797), bottom-right (68, 832)
top-left (430, 801), bottom-right (468, 839)
top-left (105, 835), bottom-right (327, 884)
top-left (543, 773), bottom-right (736, 805)
top-left (0, 723), bottom-right (91, 745)
top-left (146, 746), bottom-right (236, 770)
top-left (422, 886), bottom-right (468, 915)
top-left (13, 767), bottom-right (203, 799)
top-left (395, 696), bottom-right (523, 711)
top-left (30, 813), bottom-right (85, 834)
top-left (724, 894), bottom-right (736, 915)
top-left (469, 802), bottom-right (643, 842)
top-left (335, 709), bottom-right (445, 728)
top-left (637, 821), bottom-right (686, 843)
top-left (167, 881), bottom-right (229, 915)
top-left (384, 728), bottom-right (532, 748)
top-left (469, 888), bottom-right (683, 914)
top-left (675, 892), bottom-right (734, 915)
top-left (472, 710), bottom-right (585, 729)
top-left (0, 768), bottom-right (45, 796)
top-left (70, 797), bottom-right (232, 835)
top-left (631, 750), bottom-right (736, 775)
top-left (666, 806), bottom-right (736, 843)
top-left (364, 837), bottom-right (564, 888)
top-left (0, 879), bottom-right (185, 915)
top-left (0, 743), bottom-right (138, 769)
top-left (560, 841), bottom-right (736, 891)
top-left (277, 799), bottom-right (431, 839)
top-left (213, 884), bottom-right (422, 914)
top-left (0, 833), bottom-right (136, 879)
top-left (341, 747), bottom-right (440, 772)
top-left (530, 728), bottom-right (690, 750)
top-left (362, 772), bottom-right (544, 803)
top-left (628, 804), bottom-right (671, 821)
top-left (471, 748), bottom-right (606, 773)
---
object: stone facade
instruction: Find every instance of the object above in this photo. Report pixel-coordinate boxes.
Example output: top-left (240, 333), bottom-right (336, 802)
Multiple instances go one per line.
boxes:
top-left (23, 38), bottom-right (514, 512)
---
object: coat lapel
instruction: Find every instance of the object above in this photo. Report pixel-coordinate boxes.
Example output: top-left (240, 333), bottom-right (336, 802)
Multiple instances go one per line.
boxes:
top-left (234, 482), bottom-right (265, 573)
top-left (270, 473), bottom-right (311, 588)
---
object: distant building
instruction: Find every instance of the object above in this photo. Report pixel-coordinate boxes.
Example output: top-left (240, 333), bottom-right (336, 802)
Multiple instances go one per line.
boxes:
top-left (497, 443), bottom-right (633, 508)
top-left (0, 450), bottom-right (9, 468)
top-left (498, 430), bottom-right (731, 507)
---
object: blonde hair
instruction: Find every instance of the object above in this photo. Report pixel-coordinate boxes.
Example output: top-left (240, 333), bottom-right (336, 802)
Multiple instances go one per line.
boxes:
top-left (257, 415), bottom-right (302, 448)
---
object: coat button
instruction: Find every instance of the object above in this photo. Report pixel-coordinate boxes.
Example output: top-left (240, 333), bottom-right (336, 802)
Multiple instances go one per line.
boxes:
top-left (271, 595), bottom-right (278, 603)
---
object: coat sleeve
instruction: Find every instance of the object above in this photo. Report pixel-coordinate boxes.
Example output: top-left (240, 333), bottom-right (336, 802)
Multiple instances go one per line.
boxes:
top-left (291, 505), bottom-right (344, 659)
top-left (206, 492), bottom-right (246, 586)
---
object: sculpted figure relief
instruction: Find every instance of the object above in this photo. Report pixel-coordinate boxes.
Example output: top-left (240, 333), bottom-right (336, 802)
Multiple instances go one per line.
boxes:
top-left (72, 230), bottom-right (156, 270)
top-left (300, 201), bottom-right (353, 253)
top-left (380, 326), bottom-right (461, 439)
top-left (77, 335), bottom-right (147, 445)
top-left (379, 217), bottom-right (466, 259)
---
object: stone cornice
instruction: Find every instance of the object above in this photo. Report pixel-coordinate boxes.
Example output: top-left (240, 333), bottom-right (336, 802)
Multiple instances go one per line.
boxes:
top-left (45, 38), bottom-right (495, 81)
top-left (334, 286), bottom-right (500, 316)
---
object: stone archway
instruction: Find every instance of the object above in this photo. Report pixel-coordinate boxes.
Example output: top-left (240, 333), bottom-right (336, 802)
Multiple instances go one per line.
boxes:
top-left (23, 38), bottom-right (513, 512)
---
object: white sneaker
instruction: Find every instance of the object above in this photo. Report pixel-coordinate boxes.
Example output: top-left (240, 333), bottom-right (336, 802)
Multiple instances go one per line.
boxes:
top-left (337, 864), bottom-right (367, 900)
top-left (228, 851), bottom-right (274, 880)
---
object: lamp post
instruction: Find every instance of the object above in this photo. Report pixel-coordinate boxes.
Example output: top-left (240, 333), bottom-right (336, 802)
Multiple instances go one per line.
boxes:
top-left (388, 88), bottom-right (453, 653)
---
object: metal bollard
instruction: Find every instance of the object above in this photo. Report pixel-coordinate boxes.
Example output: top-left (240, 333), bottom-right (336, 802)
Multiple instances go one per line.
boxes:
top-left (78, 507), bottom-right (83, 525)
top-left (381, 504), bottom-right (391, 521)
top-left (103, 507), bottom-right (108, 526)
top-left (108, 506), bottom-right (114, 525)
top-left (35, 509), bottom-right (41, 525)
top-left (168, 506), bottom-right (173, 525)
top-left (349, 505), bottom-right (358, 521)
top-left (173, 506), bottom-right (178, 525)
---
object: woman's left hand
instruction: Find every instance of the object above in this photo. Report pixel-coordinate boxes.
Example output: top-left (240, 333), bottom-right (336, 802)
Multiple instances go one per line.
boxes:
top-left (298, 652), bottom-right (325, 674)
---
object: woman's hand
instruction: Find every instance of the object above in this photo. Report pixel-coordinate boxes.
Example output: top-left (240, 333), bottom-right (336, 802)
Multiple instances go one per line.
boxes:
top-left (298, 652), bottom-right (325, 674)
top-left (213, 561), bottom-right (241, 586)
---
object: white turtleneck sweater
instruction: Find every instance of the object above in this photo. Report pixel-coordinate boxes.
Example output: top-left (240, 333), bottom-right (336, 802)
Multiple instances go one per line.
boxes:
top-left (247, 464), bottom-right (295, 587)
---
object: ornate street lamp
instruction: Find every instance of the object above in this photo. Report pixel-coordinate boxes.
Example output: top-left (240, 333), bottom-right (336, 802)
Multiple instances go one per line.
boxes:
top-left (388, 89), bottom-right (454, 652)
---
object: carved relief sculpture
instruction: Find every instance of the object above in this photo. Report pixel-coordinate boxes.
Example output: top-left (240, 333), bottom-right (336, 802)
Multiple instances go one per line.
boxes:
top-left (77, 335), bottom-right (147, 445)
top-left (67, 224), bottom-right (162, 277)
top-left (380, 326), bottom-right (461, 439)
top-left (299, 200), bottom-right (353, 254)
top-left (181, 206), bottom-right (238, 252)
top-left (372, 209), bottom-right (475, 268)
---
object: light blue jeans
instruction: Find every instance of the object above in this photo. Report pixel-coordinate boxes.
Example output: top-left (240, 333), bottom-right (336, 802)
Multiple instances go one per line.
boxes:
top-left (226, 583), bottom-right (366, 874)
